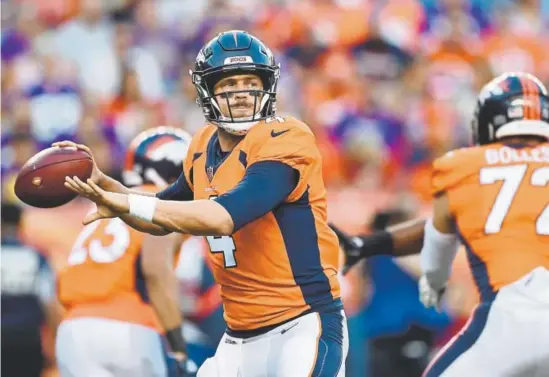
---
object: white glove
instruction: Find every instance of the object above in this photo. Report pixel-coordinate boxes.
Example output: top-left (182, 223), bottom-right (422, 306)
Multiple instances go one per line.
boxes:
top-left (419, 275), bottom-right (445, 312)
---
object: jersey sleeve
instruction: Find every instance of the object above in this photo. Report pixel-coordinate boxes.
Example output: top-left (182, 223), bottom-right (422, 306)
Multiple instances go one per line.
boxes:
top-left (249, 124), bottom-right (320, 202)
top-left (431, 149), bottom-right (479, 197)
top-left (182, 147), bottom-right (194, 192)
top-left (155, 169), bottom-right (193, 201)
top-left (214, 161), bottom-right (297, 232)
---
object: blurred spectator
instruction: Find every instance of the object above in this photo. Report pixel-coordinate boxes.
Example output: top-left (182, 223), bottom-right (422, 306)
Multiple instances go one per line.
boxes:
top-left (482, 2), bottom-right (549, 82)
top-left (53, 0), bottom-right (117, 99)
top-left (352, 20), bottom-right (414, 82)
top-left (1, 202), bottom-right (59, 377)
top-left (1, 132), bottom-right (38, 203)
top-left (132, 0), bottom-right (185, 83)
top-left (289, 0), bottom-right (370, 49)
top-left (330, 78), bottom-right (410, 188)
top-left (498, 0), bottom-right (546, 37)
top-left (375, 0), bottom-right (425, 53)
top-left (422, 0), bottom-right (492, 38)
top-left (26, 55), bottom-right (82, 144)
top-left (101, 65), bottom-right (167, 146)
top-left (406, 8), bottom-right (492, 159)
top-left (113, 20), bottom-right (165, 101)
top-left (167, 65), bottom-right (210, 133)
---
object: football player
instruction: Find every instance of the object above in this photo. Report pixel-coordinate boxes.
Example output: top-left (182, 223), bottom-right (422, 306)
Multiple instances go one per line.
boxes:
top-left (55, 127), bottom-right (196, 377)
top-left (55, 30), bottom-right (348, 377)
top-left (332, 72), bottom-right (549, 376)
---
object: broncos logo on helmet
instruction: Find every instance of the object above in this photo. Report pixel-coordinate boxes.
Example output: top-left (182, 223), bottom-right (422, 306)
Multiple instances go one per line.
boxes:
top-left (472, 72), bottom-right (549, 145)
top-left (190, 30), bottom-right (280, 136)
top-left (123, 127), bottom-right (192, 188)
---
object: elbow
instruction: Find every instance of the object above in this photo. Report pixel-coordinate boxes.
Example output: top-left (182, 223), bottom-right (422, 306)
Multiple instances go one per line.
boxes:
top-left (211, 217), bottom-right (234, 236)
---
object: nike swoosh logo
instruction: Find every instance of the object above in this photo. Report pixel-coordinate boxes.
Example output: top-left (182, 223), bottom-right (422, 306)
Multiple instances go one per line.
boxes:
top-left (271, 129), bottom-right (290, 137)
top-left (280, 322), bottom-right (299, 334)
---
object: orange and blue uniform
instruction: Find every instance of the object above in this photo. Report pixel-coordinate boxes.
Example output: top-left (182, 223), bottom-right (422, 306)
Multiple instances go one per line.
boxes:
top-left (56, 187), bottom-right (170, 377)
top-left (157, 116), bottom-right (342, 333)
top-left (57, 197), bottom-right (161, 331)
top-left (432, 142), bottom-right (549, 301)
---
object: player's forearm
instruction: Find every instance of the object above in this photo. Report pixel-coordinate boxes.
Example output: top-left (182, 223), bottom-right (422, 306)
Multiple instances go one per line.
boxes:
top-left (146, 272), bottom-right (183, 331)
top-left (119, 214), bottom-right (171, 236)
top-left (388, 218), bottom-right (426, 257)
top-left (151, 199), bottom-right (234, 236)
top-left (97, 173), bottom-right (156, 197)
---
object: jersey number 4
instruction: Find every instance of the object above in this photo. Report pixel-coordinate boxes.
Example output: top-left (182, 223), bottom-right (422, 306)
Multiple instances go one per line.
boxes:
top-left (480, 165), bottom-right (549, 235)
top-left (206, 197), bottom-right (237, 268)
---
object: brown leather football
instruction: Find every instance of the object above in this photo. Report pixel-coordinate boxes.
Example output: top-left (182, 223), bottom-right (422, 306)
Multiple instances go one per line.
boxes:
top-left (14, 147), bottom-right (93, 208)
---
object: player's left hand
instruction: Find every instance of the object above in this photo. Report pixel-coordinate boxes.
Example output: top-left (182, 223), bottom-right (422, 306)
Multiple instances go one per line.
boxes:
top-left (65, 176), bottom-right (128, 224)
top-left (166, 352), bottom-right (198, 377)
top-left (418, 275), bottom-right (446, 312)
top-left (329, 223), bottom-right (365, 275)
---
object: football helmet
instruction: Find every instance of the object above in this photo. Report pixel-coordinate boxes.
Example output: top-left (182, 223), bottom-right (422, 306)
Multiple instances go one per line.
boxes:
top-left (472, 72), bottom-right (549, 145)
top-left (190, 30), bottom-right (280, 135)
top-left (123, 127), bottom-right (192, 188)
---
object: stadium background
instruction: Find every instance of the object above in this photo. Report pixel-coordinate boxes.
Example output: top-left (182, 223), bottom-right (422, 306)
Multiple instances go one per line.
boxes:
top-left (1, 0), bottom-right (548, 376)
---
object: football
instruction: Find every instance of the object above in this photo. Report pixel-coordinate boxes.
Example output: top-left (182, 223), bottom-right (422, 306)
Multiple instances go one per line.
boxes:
top-left (14, 147), bottom-right (93, 208)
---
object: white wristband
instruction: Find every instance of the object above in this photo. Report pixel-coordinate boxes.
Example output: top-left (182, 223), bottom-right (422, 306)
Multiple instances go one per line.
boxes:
top-left (128, 194), bottom-right (158, 223)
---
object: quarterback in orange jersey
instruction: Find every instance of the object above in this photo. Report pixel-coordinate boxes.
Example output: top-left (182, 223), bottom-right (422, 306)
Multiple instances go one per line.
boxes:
top-left (57, 30), bottom-right (348, 377)
top-left (55, 128), bottom-right (197, 377)
top-left (331, 72), bottom-right (549, 377)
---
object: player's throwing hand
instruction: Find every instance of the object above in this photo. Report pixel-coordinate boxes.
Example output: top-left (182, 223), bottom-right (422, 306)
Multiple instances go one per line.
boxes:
top-left (65, 177), bottom-right (128, 224)
top-left (52, 141), bottom-right (104, 185)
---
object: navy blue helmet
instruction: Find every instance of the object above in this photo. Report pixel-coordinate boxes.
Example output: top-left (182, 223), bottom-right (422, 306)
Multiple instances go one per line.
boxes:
top-left (472, 72), bottom-right (549, 145)
top-left (123, 127), bottom-right (191, 188)
top-left (190, 30), bottom-right (280, 135)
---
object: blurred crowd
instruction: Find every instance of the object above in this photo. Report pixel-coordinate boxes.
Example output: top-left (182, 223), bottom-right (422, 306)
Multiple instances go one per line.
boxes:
top-left (3, 0), bottom-right (549, 214)
top-left (1, 0), bottom-right (548, 376)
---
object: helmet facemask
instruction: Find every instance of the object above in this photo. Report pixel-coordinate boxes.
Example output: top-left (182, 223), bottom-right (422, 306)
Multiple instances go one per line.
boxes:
top-left (191, 63), bottom-right (280, 135)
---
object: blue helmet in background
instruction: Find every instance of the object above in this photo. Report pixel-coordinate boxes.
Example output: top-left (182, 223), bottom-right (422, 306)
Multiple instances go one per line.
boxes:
top-left (190, 30), bottom-right (280, 135)
top-left (473, 72), bottom-right (549, 145)
top-left (123, 127), bottom-right (192, 188)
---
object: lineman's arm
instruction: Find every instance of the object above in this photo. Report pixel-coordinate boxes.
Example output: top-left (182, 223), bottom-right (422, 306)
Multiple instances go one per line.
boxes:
top-left (331, 218), bottom-right (426, 275)
top-left (141, 232), bottom-right (187, 354)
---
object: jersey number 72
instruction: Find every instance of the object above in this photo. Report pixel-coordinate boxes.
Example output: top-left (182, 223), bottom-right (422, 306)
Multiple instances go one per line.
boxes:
top-left (480, 165), bottom-right (549, 235)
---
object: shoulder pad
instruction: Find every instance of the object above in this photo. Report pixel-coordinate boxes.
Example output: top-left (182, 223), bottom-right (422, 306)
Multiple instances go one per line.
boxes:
top-left (431, 147), bottom-right (483, 196)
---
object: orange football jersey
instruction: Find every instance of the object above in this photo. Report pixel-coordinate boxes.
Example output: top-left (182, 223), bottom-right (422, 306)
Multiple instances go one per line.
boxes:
top-left (432, 142), bottom-right (549, 301)
top-left (183, 116), bottom-right (341, 331)
top-left (58, 187), bottom-right (161, 331)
